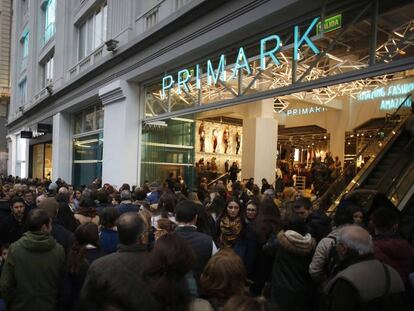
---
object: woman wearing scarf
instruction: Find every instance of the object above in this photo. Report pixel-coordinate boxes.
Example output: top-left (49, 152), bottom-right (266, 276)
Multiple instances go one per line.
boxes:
top-left (217, 199), bottom-right (256, 278)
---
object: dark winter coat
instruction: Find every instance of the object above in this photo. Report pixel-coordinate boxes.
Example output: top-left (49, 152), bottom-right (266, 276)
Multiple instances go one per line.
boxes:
top-left (267, 230), bottom-right (316, 311)
top-left (51, 219), bottom-right (75, 255)
top-left (325, 255), bottom-right (408, 311)
top-left (373, 234), bottom-right (414, 287)
top-left (80, 244), bottom-right (150, 309)
top-left (61, 247), bottom-right (105, 311)
top-left (0, 214), bottom-right (27, 245)
top-left (175, 226), bottom-right (213, 281)
top-left (233, 224), bottom-right (257, 278)
top-left (0, 231), bottom-right (65, 311)
top-left (306, 211), bottom-right (332, 242)
top-left (115, 203), bottom-right (139, 215)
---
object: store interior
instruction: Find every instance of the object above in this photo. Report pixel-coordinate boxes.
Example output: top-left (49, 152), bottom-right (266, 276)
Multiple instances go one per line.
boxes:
top-left (141, 69), bottom-right (414, 189)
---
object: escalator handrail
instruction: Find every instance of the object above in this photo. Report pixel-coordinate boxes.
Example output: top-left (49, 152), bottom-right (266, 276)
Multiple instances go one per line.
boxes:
top-left (207, 172), bottom-right (229, 186)
top-left (318, 93), bottom-right (412, 210)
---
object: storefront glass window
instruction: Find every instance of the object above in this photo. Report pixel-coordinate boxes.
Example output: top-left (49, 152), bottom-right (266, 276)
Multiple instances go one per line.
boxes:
top-left (73, 105), bottom-right (104, 134)
top-left (72, 104), bottom-right (104, 186)
top-left (72, 133), bottom-right (103, 186)
top-left (140, 117), bottom-right (195, 187)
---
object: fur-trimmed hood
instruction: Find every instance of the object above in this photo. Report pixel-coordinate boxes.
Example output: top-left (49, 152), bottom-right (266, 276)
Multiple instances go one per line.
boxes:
top-left (277, 230), bottom-right (316, 256)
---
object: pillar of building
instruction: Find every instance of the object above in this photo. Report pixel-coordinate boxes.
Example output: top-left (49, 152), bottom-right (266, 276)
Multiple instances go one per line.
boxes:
top-left (242, 99), bottom-right (278, 184)
top-left (7, 135), bottom-right (16, 176)
top-left (52, 112), bottom-right (71, 182)
top-left (99, 80), bottom-right (140, 188)
top-left (325, 99), bottom-right (349, 165)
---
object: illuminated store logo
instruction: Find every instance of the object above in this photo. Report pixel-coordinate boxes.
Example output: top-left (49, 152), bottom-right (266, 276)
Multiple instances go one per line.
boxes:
top-left (161, 17), bottom-right (321, 98)
top-left (285, 106), bottom-right (327, 116)
top-left (357, 81), bottom-right (414, 110)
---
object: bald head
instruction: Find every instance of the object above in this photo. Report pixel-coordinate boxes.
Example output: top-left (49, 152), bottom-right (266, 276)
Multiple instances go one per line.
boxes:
top-left (116, 212), bottom-right (146, 245)
top-left (337, 225), bottom-right (373, 257)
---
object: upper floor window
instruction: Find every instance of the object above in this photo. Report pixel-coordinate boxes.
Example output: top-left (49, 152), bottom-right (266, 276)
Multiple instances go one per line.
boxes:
top-left (42, 0), bottom-right (56, 45)
top-left (78, 3), bottom-right (107, 61)
top-left (20, 30), bottom-right (29, 71)
top-left (18, 79), bottom-right (28, 105)
top-left (42, 54), bottom-right (54, 88)
top-left (22, 0), bottom-right (29, 16)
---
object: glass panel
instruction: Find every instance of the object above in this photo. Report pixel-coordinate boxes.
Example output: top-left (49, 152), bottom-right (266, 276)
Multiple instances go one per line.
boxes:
top-left (74, 111), bottom-right (83, 134)
top-left (44, 0), bottom-right (56, 43)
top-left (83, 107), bottom-right (95, 132)
top-left (94, 8), bottom-right (102, 49)
top-left (44, 143), bottom-right (53, 180)
top-left (79, 22), bottom-right (86, 60)
top-left (141, 117), bottom-right (195, 187)
top-left (32, 144), bottom-right (44, 179)
top-left (102, 4), bottom-right (108, 42)
top-left (72, 133), bottom-right (103, 187)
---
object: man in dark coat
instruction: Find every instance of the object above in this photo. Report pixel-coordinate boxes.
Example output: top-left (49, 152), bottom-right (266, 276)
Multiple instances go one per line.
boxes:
top-left (80, 212), bottom-right (150, 309)
top-left (0, 197), bottom-right (28, 245)
top-left (0, 209), bottom-right (65, 310)
top-left (38, 198), bottom-right (75, 254)
top-left (326, 225), bottom-right (407, 311)
top-left (115, 190), bottom-right (139, 215)
top-left (294, 197), bottom-right (331, 242)
top-left (174, 200), bottom-right (217, 281)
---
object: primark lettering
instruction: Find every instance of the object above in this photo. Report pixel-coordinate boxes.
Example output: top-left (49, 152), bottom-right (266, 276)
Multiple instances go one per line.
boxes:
top-left (286, 106), bottom-right (327, 116)
top-left (161, 17), bottom-right (321, 98)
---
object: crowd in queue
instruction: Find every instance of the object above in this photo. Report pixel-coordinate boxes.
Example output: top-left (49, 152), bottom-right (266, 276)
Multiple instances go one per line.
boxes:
top-left (0, 175), bottom-right (413, 311)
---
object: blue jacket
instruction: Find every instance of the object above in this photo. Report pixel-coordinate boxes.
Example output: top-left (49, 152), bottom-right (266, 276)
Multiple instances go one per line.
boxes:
top-left (99, 228), bottom-right (119, 254)
top-left (116, 203), bottom-right (139, 215)
top-left (233, 224), bottom-right (257, 278)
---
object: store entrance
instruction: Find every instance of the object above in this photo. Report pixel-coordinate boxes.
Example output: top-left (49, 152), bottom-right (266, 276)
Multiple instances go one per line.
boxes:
top-left (29, 142), bottom-right (53, 180)
top-left (141, 70), bottom-right (413, 195)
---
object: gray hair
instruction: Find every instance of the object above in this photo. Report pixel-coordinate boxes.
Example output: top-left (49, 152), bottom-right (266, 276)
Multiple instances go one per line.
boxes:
top-left (120, 190), bottom-right (132, 201)
top-left (337, 225), bottom-right (373, 256)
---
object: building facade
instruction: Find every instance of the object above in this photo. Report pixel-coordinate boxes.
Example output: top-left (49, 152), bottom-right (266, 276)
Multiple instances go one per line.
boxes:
top-left (0, 0), bottom-right (11, 175)
top-left (7, 0), bottom-right (414, 187)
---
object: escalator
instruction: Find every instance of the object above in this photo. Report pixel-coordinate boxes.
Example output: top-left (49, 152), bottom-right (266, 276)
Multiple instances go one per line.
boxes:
top-left (360, 130), bottom-right (414, 192)
top-left (320, 94), bottom-right (414, 214)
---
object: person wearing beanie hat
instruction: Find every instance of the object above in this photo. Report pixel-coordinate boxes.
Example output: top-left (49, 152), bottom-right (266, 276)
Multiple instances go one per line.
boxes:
top-left (174, 200), bottom-right (217, 282)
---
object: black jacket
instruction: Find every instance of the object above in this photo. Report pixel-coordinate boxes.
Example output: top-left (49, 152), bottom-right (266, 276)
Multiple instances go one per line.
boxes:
top-left (175, 226), bottom-right (213, 282)
top-left (80, 244), bottom-right (149, 309)
top-left (0, 214), bottom-right (27, 245)
top-left (306, 211), bottom-right (331, 242)
top-left (52, 219), bottom-right (75, 254)
top-left (267, 230), bottom-right (316, 311)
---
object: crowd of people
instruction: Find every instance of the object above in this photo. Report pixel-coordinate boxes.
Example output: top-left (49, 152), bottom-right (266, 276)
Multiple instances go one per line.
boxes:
top-left (0, 174), bottom-right (413, 310)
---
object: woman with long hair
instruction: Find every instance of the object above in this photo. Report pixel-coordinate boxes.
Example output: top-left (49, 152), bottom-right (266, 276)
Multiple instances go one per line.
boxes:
top-left (74, 198), bottom-right (100, 226)
top-left (200, 248), bottom-right (248, 310)
top-left (144, 233), bottom-right (213, 311)
top-left (217, 199), bottom-right (256, 277)
top-left (251, 198), bottom-right (282, 296)
top-left (63, 223), bottom-right (105, 310)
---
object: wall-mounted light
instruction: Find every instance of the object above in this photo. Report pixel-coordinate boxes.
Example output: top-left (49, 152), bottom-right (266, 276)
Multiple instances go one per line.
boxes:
top-left (105, 39), bottom-right (119, 52)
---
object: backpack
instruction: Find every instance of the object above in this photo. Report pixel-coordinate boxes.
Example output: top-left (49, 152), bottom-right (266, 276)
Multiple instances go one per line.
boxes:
top-left (326, 236), bottom-right (340, 279)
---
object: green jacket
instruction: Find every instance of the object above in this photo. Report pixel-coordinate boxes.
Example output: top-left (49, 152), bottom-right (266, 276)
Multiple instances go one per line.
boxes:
top-left (0, 231), bottom-right (65, 311)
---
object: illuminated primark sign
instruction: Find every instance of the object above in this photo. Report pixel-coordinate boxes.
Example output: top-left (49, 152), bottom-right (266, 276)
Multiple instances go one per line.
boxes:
top-left (357, 81), bottom-right (414, 110)
top-left (161, 17), bottom-right (321, 98)
top-left (286, 106), bottom-right (328, 116)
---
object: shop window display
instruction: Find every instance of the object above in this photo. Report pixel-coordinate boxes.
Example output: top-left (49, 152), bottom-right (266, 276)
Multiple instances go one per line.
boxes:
top-left (195, 120), bottom-right (242, 184)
